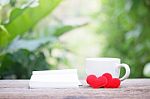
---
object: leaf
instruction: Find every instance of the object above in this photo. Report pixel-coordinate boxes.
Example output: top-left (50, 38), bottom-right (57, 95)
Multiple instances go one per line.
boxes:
top-left (9, 0), bottom-right (39, 22)
top-left (1, 0), bottom-right (62, 47)
top-left (7, 36), bottom-right (57, 52)
top-left (0, 49), bottom-right (49, 79)
top-left (0, 25), bottom-right (10, 49)
top-left (52, 23), bottom-right (88, 37)
top-left (9, 8), bottom-right (25, 23)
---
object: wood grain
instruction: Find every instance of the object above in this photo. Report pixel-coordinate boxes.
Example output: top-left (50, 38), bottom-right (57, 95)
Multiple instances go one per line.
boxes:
top-left (0, 79), bottom-right (150, 99)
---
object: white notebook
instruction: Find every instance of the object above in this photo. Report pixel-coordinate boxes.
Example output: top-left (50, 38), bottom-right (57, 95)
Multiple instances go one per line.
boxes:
top-left (29, 69), bottom-right (82, 88)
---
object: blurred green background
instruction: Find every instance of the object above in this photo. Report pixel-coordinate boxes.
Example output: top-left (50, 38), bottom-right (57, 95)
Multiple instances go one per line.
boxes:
top-left (0, 0), bottom-right (150, 79)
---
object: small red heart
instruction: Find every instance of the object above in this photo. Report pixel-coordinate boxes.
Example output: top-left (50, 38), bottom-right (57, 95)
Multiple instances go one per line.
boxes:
top-left (102, 73), bottom-right (120, 88)
top-left (102, 73), bottom-right (112, 88)
top-left (109, 78), bottom-right (120, 88)
top-left (86, 75), bottom-right (107, 88)
top-left (86, 75), bottom-right (96, 84)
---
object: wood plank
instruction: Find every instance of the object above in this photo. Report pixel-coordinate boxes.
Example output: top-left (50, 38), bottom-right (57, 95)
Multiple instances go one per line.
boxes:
top-left (0, 80), bottom-right (29, 88)
top-left (0, 79), bottom-right (150, 99)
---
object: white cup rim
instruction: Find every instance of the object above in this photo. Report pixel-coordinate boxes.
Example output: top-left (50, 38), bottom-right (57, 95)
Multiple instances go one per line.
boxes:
top-left (86, 58), bottom-right (121, 62)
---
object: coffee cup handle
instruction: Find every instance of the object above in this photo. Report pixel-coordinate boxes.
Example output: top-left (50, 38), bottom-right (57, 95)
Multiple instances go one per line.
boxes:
top-left (118, 63), bottom-right (130, 81)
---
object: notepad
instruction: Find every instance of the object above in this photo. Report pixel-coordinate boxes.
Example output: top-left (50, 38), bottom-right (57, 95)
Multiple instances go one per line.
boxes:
top-left (29, 69), bottom-right (82, 88)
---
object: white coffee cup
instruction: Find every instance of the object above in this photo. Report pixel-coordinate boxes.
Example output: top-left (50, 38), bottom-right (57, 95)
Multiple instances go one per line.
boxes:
top-left (85, 58), bottom-right (130, 81)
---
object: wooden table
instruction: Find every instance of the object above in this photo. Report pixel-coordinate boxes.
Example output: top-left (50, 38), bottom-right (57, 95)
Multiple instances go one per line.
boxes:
top-left (0, 79), bottom-right (150, 99)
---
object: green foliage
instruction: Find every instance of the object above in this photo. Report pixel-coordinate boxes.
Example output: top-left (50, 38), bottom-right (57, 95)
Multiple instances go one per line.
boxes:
top-left (0, 0), bottom-right (63, 79)
top-left (95, 0), bottom-right (150, 78)
top-left (0, 0), bottom-right (62, 48)
top-left (0, 22), bottom-right (84, 79)
top-left (0, 49), bottom-right (49, 79)
top-left (0, 0), bottom-right (64, 79)
top-left (0, 0), bottom-right (86, 79)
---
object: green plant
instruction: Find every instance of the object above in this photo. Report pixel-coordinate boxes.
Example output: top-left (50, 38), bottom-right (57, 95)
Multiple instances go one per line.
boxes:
top-left (0, 0), bottom-right (86, 79)
top-left (0, 0), bottom-right (63, 79)
top-left (94, 0), bottom-right (150, 78)
top-left (0, 49), bottom-right (49, 79)
top-left (0, 0), bottom-right (62, 48)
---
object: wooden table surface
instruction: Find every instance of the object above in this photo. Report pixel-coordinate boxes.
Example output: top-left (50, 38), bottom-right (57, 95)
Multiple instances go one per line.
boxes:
top-left (0, 79), bottom-right (150, 99)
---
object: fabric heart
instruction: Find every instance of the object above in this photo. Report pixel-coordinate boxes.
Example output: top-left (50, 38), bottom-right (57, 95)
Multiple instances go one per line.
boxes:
top-left (102, 73), bottom-right (120, 88)
top-left (109, 78), bottom-right (120, 88)
top-left (102, 73), bottom-right (113, 88)
top-left (86, 75), bottom-right (107, 88)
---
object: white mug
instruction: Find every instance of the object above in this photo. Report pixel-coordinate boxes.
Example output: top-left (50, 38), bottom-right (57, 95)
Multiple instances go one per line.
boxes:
top-left (85, 58), bottom-right (130, 81)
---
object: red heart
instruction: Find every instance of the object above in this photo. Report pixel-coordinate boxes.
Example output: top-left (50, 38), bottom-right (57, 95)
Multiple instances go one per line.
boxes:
top-left (109, 78), bottom-right (120, 88)
top-left (102, 73), bottom-right (121, 88)
top-left (102, 73), bottom-right (112, 88)
top-left (86, 75), bottom-right (107, 88)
